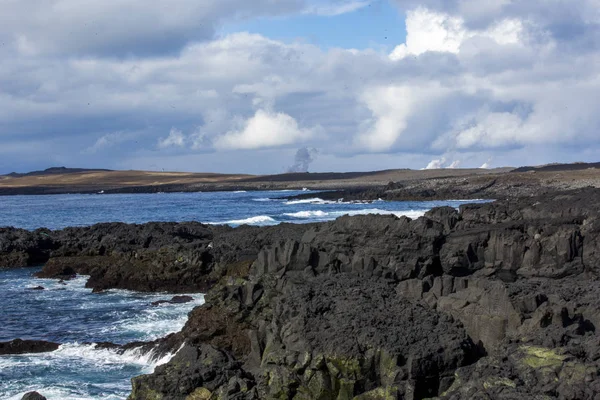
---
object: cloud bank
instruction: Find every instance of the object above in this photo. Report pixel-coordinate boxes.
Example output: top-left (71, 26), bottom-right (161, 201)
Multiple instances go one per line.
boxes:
top-left (1, 0), bottom-right (599, 173)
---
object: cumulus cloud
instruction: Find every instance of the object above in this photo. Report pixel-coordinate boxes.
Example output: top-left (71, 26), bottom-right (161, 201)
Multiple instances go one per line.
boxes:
top-left (1, 1), bottom-right (600, 173)
top-left (214, 109), bottom-right (316, 150)
top-left (389, 7), bottom-right (523, 60)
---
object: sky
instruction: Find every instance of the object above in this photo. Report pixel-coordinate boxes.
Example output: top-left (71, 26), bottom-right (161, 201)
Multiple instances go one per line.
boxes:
top-left (1, 0), bottom-right (599, 174)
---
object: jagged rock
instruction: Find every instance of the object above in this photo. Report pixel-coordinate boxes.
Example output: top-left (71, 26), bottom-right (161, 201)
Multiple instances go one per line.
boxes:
top-left (4, 188), bottom-right (600, 399)
top-left (129, 344), bottom-right (257, 400)
top-left (0, 339), bottom-right (60, 355)
top-left (34, 262), bottom-right (77, 280)
top-left (21, 392), bottom-right (47, 400)
top-left (151, 295), bottom-right (194, 306)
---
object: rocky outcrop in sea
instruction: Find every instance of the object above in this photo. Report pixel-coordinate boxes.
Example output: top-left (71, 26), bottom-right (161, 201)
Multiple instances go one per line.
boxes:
top-left (2, 188), bottom-right (600, 399)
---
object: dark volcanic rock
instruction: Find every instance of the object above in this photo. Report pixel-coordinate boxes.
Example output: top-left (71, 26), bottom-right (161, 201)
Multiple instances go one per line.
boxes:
top-left (34, 263), bottom-right (76, 280)
top-left (28, 286), bottom-right (45, 290)
top-left (127, 188), bottom-right (600, 399)
top-left (151, 295), bottom-right (194, 306)
top-left (130, 344), bottom-right (257, 400)
top-left (0, 339), bottom-right (60, 355)
top-left (2, 221), bottom-right (307, 293)
top-left (21, 392), bottom-right (47, 400)
top-left (4, 188), bottom-right (600, 399)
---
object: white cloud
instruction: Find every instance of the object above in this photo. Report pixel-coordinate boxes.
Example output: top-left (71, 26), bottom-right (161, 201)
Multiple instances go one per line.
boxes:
top-left (389, 7), bottom-right (523, 60)
top-left (158, 128), bottom-right (186, 149)
top-left (0, 0), bottom-right (304, 56)
top-left (214, 109), bottom-right (316, 150)
top-left (354, 86), bottom-right (414, 152)
top-left (2, 1), bottom-right (600, 173)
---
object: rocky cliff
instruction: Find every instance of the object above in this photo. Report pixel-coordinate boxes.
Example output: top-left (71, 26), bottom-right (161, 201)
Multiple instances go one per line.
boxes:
top-left (3, 188), bottom-right (600, 399)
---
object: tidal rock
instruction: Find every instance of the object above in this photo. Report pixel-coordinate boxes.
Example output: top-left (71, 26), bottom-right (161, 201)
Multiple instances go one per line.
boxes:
top-left (151, 295), bottom-right (194, 306)
top-left (0, 339), bottom-right (60, 355)
top-left (21, 392), bottom-right (47, 400)
top-left (34, 263), bottom-right (76, 280)
top-left (28, 286), bottom-right (45, 290)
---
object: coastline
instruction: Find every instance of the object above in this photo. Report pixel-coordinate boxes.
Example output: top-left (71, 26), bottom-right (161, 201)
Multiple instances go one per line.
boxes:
top-left (2, 183), bottom-right (600, 398)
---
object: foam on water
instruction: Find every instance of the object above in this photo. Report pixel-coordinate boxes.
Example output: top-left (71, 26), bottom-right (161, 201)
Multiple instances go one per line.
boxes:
top-left (0, 191), bottom-right (491, 398)
top-left (284, 198), bottom-right (333, 205)
top-left (213, 215), bottom-right (278, 226)
top-left (0, 268), bottom-right (203, 399)
top-left (284, 210), bottom-right (329, 218)
top-left (1, 343), bottom-right (181, 400)
top-left (328, 208), bottom-right (427, 219)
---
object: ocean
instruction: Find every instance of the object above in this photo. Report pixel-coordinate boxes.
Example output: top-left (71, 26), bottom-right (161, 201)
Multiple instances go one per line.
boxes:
top-left (0, 190), bottom-right (485, 399)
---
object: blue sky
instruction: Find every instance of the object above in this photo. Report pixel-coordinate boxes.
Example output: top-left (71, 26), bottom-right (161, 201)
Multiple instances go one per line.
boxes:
top-left (220, 0), bottom-right (407, 51)
top-left (1, 0), bottom-right (600, 174)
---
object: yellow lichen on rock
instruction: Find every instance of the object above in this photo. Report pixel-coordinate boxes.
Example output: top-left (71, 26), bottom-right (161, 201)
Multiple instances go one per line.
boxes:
top-left (483, 377), bottom-right (516, 390)
top-left (186, 387), bottom-right (212, 400)
top-left (520, 346), bottom-right (566, 369)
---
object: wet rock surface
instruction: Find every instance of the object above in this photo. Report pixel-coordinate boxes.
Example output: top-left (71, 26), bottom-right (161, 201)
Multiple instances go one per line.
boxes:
top-left (0, 339), bottom-right (60, 355)
top-left (21, 392), bottom-right (47, 400)
top-left (151, 295), bottom-right (195, 306)
top-left (3, 188), bottom-right (600, 398)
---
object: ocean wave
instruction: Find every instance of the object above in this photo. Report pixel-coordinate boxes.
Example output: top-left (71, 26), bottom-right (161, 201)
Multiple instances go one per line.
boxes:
top-left (2, 343), bottom-right (182, 400)
top-left (209, 215), bottom-right (277, 226)
top-left (0, 342), bottom-right (176, 372)
top-left (283, 210), bottom-right (329, 218)
top-left (284, 198), bottom-right (333, 205)
top-left (233, 191), bottom-right (247, 193)
top-left (283, 208), bottom-right (426, 221)
top-left (252, 198), bottom-right (274, 202)
top-left (329, 209), bottom-right (426, 219)
top-left (5, 388), bottom-right (124, 400)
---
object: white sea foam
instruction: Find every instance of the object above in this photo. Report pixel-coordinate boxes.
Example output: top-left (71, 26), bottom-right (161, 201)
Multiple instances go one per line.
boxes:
top-left (6, 388), bottom-right (124, 400)
top-left (252, 197), bottom-right (274, 202)
top-left (329, 209), bottom-right (426, 219)
top-left (211, 215), bottom-right (277, 226)
top-left (283, 198), bottom-right (386, 206)
top-left (284, 198), bottom-right (333, 205)
top-left (233, 191), bottom-right (247, 193)
top-left (2, 343), bottom-right (183, 400)
top-left (282, 208), bottom-right (426, 221)
top-left (284, 210), bottom-right (329, 218)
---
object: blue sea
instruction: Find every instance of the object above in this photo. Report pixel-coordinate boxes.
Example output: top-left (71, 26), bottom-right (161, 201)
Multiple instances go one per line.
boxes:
top-left (0, 190), bottom-right (484, 399)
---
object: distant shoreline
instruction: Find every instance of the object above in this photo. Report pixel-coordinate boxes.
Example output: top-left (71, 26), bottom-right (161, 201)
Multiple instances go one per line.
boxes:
top-left (1, 162), bottom-right (599, 199)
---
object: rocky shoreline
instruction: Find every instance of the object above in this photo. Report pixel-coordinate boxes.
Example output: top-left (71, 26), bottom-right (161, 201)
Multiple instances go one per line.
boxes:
top-left (2, 187), bottom-right (600, 399)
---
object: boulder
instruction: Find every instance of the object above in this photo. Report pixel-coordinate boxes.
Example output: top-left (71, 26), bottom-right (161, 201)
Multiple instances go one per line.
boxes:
top-left (0, 339), bottom-right (60, 355)
top-left (21, 392), bottom-right (47, 400)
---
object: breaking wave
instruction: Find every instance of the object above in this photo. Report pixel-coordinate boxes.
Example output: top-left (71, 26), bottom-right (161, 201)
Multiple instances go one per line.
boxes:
top-left (219, 215), bottom-right (277, 226)
top-left (284, 198), bottom-right (333, 205)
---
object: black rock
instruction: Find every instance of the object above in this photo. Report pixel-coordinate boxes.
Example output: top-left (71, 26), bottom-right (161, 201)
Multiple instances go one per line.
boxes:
top-left (21, 392), bottom-right (47, 400)
top-left (152, 295), bottom-right (195, 306)
top-left (0, 339), bottom-right (60, 355)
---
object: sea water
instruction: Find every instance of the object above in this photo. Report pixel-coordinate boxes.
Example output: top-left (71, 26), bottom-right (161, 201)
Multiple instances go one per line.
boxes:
top-left (0, 190), bottom-right (487, 399)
